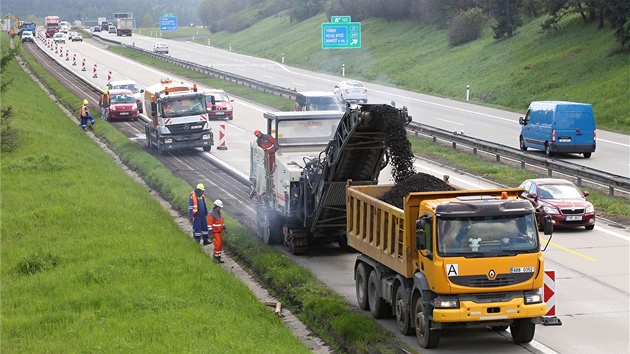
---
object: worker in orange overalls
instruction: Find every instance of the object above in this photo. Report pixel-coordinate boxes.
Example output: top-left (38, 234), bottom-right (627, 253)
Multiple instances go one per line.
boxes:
top-left (254, 130), bottom-right (276, 174)
top-left (207, 199), bottom-right (227, 263)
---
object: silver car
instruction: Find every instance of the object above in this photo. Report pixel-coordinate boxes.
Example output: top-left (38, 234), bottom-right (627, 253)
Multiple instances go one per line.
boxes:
top-left (153, 42), bottom-right (169, 54)
top-left (334, 80), bottom-right (368, 103)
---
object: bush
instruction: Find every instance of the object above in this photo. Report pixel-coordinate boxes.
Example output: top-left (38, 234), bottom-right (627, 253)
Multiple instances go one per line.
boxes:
top-left (447, 8), bottom-right (487, 46)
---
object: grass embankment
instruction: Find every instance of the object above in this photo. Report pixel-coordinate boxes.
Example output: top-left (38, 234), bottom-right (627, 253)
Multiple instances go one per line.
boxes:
top-left (187, 12), bottom-right (628, 133)
top-left (4, 35), bottom-right (404, 353)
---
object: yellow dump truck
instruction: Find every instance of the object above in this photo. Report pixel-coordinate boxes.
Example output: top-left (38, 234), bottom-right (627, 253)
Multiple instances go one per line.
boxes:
top-left (347, 185), bottom-right (552, 348)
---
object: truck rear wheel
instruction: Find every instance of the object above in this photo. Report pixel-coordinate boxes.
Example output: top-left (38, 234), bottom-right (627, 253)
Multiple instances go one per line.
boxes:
top-left (355, 263), bottom-right (369, 310)
top-left (414, 294), bottom-right (440, 348)
top-left (510, 318), bottom-right (535, 344)
top-left (368, 270), bottom-right (391, 319)
top-left (395, 285), bottom-right (413, 335)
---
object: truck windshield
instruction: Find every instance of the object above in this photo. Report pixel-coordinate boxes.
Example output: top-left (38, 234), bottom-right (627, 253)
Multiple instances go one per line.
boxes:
top-left (276, 118), bottom-right (340, 146)
top-left (161, 97), bottom-right (206, 117)
top-left (436, 214), bottom-right (538, 257)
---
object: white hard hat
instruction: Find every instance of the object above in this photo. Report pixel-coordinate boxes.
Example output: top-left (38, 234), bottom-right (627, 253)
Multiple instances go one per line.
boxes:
top-left (214, 199), bottom-right (223, 208)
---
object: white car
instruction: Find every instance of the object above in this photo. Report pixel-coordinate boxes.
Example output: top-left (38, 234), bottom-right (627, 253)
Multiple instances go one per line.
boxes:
top-left (21, 31), bottom-right (34, 43)
top-left (52, 33), bottom-right (66, 44)
top-left (153, 43), bottom-right (169, 54)
top-left (334, 80), bottom-right (368, 103)
top-left (107, 80), bottom-right (145, 113)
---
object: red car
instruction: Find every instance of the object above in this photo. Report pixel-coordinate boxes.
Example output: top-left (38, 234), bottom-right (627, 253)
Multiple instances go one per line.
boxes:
top-left (518, 178), bottom-right (595, 230)
top-left (107, 89), bottom-right (139, 121)
top-left (204, 89), bottom-right (233, 120)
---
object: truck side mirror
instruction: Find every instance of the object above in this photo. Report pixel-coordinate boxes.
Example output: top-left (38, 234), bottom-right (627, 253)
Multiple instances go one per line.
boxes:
top-left (543, 215), bottom-right (553, 235)
top-left (150, 101), bottom-right (157, 117)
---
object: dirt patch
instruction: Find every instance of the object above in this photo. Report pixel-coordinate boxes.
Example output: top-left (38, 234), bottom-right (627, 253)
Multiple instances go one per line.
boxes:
top-left (380, 172), bottom-right (456, 208)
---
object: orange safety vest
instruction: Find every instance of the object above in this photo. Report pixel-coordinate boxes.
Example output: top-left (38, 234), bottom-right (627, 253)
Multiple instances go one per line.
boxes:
top-left (207, 210), bottom-right (225, 234)
top-left (189, 191), bottom-right (206, 216)
top-left (81, 104), bottom-right (89, 117)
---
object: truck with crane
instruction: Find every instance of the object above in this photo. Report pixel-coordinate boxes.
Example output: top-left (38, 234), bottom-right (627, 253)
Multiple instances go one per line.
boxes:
top-left (144, 78), bottom-right (214, 154)
top-left (45, 15), bottom-right (59, 38)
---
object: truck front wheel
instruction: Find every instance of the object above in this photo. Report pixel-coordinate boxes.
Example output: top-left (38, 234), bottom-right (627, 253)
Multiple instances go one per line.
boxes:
top-left (368, 270), bottom-right (391, 319)
top-left (355, 263), bottom-right (369, 310)
top-left (414, 295), bottom-right (440, 348)
top-left (395, 285), bottom-right (414, 335)
top-left (510, 318), bottom-right (535, 344)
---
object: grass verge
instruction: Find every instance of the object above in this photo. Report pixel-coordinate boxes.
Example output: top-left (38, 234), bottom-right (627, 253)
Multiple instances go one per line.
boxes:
top-left (7, 34), bottom-right (408, 353)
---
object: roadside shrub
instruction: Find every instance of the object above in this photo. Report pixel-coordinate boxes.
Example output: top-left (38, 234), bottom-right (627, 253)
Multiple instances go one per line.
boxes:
top-left (447, 8), bottom-right (488, 47)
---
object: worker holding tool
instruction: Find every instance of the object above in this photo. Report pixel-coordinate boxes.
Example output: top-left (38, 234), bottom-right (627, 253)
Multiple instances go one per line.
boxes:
top-left (188, 183), bottom-right (212, 246)
top-left (208, 199), bottom-right (227, 263)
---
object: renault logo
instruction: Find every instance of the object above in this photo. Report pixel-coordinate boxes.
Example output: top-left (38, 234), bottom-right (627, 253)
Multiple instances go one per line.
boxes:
top-left (487, 269), bottom-right (496, 280)
top-left (183, 124), bottom-right (190, 130)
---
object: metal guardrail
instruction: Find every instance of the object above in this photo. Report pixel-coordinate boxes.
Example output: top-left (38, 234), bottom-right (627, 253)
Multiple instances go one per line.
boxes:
top-left (96, 35), bottom-right (630, 196)
top-left (409, 122), bottom-right (630, 195)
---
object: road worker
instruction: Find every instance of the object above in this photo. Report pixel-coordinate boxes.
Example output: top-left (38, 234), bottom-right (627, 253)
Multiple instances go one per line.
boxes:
top-left (100, 90), bottom-right (111, 121)
top-left (207, 199), bottom-right (227, 263)
top-left (188, 183), bottom-right (212, 246)
top-left (80, 99), bottom-right (95, 131)
top-left (254, 130), bottom-right (276, 174)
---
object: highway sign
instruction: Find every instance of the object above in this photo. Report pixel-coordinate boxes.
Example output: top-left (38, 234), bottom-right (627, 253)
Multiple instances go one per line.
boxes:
top-left (322, 22), bottom-right (361, 49)
top-left (331, 16), bottom-right (351, 23)
top-left (160, 16), bottom-right (178, 31)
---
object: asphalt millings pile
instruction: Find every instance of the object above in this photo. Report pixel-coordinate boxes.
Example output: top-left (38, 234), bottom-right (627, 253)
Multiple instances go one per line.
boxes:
top-left (380, 172), bottom-right (456, 209)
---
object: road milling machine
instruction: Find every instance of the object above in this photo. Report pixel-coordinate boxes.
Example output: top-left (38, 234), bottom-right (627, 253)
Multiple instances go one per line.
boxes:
top-left (250, 104), bottom-right (412, 254)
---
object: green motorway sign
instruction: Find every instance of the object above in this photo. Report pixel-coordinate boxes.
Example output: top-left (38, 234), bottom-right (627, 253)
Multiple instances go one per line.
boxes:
top-left (322, 22), bottom-right (361, 49)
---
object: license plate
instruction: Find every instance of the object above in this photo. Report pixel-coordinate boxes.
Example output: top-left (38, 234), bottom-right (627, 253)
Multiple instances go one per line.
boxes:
top-left (511, 267), bottom-right (534, 273)
top-left (559, 138), bottom-right (571, 142)
top-left (215, 112), bottom-right (224, 115)
top-left (566, 215), bottom-right (582, 221)
top-left (119, 112), bottom-right (129, 115)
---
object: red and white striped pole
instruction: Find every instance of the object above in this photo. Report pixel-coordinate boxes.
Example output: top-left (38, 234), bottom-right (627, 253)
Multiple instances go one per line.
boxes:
top-left (72, 54), bottom-right (76, 66)
top-left (542, 269), bottom-right (562, 326)
top-left (217, 124), bottom-right (228, 150)
top-left (81, 59), bottom-right (86, 71)
top-left (108, 71), bottom-right (112, 83)
top-left (54, 44), bottom-right (58, 54)
top-left (65, 50), bottom-right (69, 61)
top-left (59, 47), bottom-right (64, 58)
top-left (93, 64), bottom-right (98, 78)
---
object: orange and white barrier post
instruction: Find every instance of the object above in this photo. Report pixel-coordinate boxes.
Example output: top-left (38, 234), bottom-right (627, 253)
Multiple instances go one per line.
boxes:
top-left (217, 124), bottom-right (228, 150)
top-left (542, 269), bottom-right (562, 326)
top-left (81, 59), bottom-right (86, 71)
top-left (93, 64), bottom-right (98, 78)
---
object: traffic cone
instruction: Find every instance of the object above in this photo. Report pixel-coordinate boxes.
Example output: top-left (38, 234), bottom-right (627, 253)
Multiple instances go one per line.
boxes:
top-left (217, 124), bottom-right (228, 150)
top-left (81, 59), bottom-right (86, 71)
top-left (93, 64), bottom-right (98, 78)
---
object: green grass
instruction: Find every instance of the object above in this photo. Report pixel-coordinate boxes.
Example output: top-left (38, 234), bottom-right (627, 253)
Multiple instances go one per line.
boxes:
top-left (1, 35), bottom-right (311, 354)
top-left (200, 12), bottom-right (629, 133)
top-left (4, 34), bottom-right (406, 354)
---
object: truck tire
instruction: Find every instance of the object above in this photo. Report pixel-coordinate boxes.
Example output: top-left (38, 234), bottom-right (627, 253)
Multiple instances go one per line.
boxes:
top-left (355, 263), bottom-right (369, 310)
top-left (145, 128), bottom-right (153, 150)
top-left (510, 318), bottom-right (535, 344)
top-left (395, 285), bottom-right (414, 335)
top-left (368, 270), bottom-right (391, 319)
top-left (414, 294), bottom-right (440, 348)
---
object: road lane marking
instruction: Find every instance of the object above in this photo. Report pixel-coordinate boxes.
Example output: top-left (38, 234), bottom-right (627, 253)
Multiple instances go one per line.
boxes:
top-left (540, 237), bottom-right (598, 262)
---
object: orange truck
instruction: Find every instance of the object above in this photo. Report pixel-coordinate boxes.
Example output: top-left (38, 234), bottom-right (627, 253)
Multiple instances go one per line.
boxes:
top-left (347, 186), bottom-right (552, 348)
top-left (143, 78), bottom-right (214, 154)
